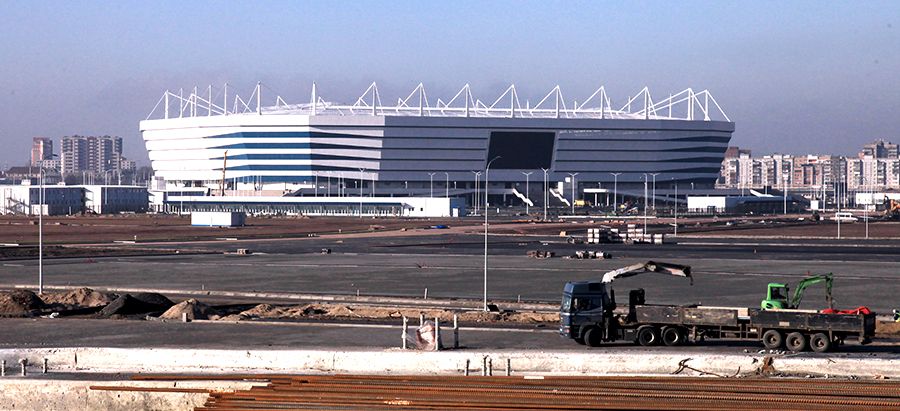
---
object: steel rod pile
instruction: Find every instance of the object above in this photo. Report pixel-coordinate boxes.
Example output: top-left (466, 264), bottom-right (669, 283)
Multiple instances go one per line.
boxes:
top-left (121, 374), bottom-right (900, 411)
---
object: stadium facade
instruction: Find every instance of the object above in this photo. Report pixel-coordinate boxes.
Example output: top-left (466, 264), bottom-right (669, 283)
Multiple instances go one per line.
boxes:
top-left (140, 83), bottom-right (734, 213)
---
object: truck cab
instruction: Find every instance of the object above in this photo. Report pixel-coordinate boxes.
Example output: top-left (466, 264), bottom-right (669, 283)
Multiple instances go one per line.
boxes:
top-left (559, 281), bottom-right (614, 344)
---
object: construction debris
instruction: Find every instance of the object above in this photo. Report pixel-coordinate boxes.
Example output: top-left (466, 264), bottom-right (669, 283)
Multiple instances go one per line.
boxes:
top-left (98, 293), bottom-right (174, 317)
top-left (565, 250), bottom-right (611, 260)
top-left (526, 250), bottom-right (555, 259)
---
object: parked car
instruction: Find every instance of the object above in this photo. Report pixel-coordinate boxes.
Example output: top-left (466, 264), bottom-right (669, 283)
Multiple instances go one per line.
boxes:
top-left (831, 212), bottom-right (858, 223)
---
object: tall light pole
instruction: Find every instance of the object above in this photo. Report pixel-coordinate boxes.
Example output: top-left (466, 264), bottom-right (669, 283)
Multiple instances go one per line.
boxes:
top-left (38, 168), bottom-right (44, 295)
top-left (541, 168), bottom-right (550, 221)
top-left (783, 175), bottom-right (788, 215)
top-left (444, 172), bottom-right (449, 198)
top-left (521, 171), bottom-right (533, 215)
top-left (836, 179), bottom-right (841, 239)
top-left (650, 173), bottom-right (660, 211)
top-left (609, 172), bottom-right (621, 213)
top-left (359, 168), bottom-right (366, 218)
top-left (864, 177), bottom-right (869, 239)
top-left (471, 171), bottom-right (481, 215)
top-left (483, 156), bottom-right (501, 312)
top-left (428, 172), bottom-right (436, 198)
top-left (673, 182), bottom-right (678, 237)
top-left (567, 172), bottom-right (579, 215)
top-left (643, 173), bottom-right (649, 235)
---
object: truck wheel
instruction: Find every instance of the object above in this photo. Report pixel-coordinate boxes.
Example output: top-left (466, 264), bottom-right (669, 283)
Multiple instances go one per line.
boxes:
top-left (761, 330), bottom-right (783, 349)
top-left (636, 326), bottom-right (660, 346)
top-left (809, 333), bottom-right (831, 353)
top-left (786, 332), bottom-right (807, 352)
top-left (661, 327), bottom-right (685, 346)
top-left (584, 328), bottom-right (603, 347)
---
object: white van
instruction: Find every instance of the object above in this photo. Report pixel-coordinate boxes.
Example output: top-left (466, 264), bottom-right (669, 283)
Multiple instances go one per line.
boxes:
top-left (831, 212), bottom-right (858, 223)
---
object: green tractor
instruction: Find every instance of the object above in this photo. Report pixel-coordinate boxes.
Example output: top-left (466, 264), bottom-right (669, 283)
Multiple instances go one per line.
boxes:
top-left (761, 274), bottom-right (834, 310)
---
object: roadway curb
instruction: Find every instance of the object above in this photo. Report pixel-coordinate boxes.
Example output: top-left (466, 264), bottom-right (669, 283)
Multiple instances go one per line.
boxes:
top-left (1, 347), bottom-right (897, 378)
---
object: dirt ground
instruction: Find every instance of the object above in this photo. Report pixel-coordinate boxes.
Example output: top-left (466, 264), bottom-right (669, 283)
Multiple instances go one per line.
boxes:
top-left (0, 214), bottom-right (466, 245)
top-left (4, 214), bottom-right (895, 247)
top-left (682, 221), bottom-right (900, 238)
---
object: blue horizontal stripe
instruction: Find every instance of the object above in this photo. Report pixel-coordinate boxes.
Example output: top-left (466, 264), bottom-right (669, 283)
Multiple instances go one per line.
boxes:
top-left (212, 153), bottom-right (375, 161)
top-left (205, 131), bottom-right (375, 139)
top-left (209, 142), bottom-right (368, 150)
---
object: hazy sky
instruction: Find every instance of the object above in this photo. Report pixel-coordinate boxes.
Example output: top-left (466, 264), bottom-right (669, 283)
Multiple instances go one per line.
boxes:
top-left (1, 1), bottom-right (898, 166)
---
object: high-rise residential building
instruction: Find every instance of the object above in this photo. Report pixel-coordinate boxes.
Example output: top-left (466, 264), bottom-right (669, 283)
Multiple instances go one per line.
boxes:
top-left (30, 137), bottom-right (53, 166)
top-left (860, 140), bottom-right (899, 159)
top-left (61, 135), bottom-right (125, 174)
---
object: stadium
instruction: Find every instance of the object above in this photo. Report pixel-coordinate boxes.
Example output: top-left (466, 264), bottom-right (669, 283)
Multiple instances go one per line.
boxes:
top-left (140, 83), bottom-right (734, 216)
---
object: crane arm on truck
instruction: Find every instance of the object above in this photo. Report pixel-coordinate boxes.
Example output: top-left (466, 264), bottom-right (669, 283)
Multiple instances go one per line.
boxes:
top-left (600, 261), bottom-right (692, 284)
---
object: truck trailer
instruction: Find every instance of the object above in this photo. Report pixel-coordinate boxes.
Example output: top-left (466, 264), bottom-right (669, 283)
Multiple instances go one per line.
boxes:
top-left (559, 261), bottom-right (876, 352)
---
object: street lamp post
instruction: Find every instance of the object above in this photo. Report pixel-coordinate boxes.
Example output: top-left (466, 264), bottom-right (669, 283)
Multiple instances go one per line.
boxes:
top-left (609, 173), bottom-right (621, 213)
top-left (471, 171), bottom-right (481, 215)
top-left (483, 156), bottom-right (501, 312)
top-left (643, 174), bottom-right (649, 235)
top-left (567, 173), bottom-right (579, 215)
top-left (650, 173), bottom-right (660, 211)
top-left (428, 172), bottom-right (436, 198)
top-left (783, 175), bottom-right (788, 215)
top-left (541, 168), bottom-right (549, 221)
top-left (864, 178), bottom-right (869, 239)
top-left (359, 168), bottom-right (366, 218)
top-left (38, 168), bottom-right (44, 295)
top-left (674, 182), bottom-right (678, 237)
top-left (521, 171), bottom-right (533, 215)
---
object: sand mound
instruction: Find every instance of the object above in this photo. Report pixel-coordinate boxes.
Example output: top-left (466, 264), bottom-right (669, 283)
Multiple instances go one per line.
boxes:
top-left (41, 288), bottom-right (116, 308)
top-left (215, 302), bottom-right (557, 325)
top-left (159, 298), bottom-right (217, 321)
top-left (0, 290), bottom-right (46, 314)
top-left (877, 321), bottom-right (900, 337)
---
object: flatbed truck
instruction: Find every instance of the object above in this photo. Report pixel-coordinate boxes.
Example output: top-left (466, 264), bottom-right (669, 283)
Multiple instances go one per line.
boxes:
top-left (559, 262), bottom-right (876, 352)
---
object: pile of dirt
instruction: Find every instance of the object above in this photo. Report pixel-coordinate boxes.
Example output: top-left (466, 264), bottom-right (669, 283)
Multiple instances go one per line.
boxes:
top-left (41, 287), bottom-right (117, 308)
top-left (215, 302), bottom-right (558, 324)
top-left (159, 298), bottom-right (218, 321)
top-left (98, 292), bottom-right (174, 317)
top-left (0, 290), bottom-right (46, 314)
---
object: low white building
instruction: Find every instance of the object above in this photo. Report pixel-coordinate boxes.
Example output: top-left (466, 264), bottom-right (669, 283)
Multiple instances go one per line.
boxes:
top-left (0, 184), bottom-right (83, 215)
top-left (162, 194), bottom-right (466, 218)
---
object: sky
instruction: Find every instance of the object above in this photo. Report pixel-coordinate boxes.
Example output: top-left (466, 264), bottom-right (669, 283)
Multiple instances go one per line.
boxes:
top-left (1, 1), bottom-right (898, 167)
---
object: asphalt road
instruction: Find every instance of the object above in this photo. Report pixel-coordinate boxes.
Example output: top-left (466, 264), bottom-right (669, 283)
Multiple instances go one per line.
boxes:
top-left (2, 234), bottom-right (899, 312)
top-left (1, 318), bottom-right (896, 359)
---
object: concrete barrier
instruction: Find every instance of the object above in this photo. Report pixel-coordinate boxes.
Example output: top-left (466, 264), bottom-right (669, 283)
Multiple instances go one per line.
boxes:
top-left (0, 379), bottom-right (258, 411)
top-left (0, 347), bottom-right (897, 378)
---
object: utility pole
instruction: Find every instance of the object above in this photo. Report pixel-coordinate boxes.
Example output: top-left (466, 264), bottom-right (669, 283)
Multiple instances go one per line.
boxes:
top-left (359, 168), bottom-right (366, 218)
